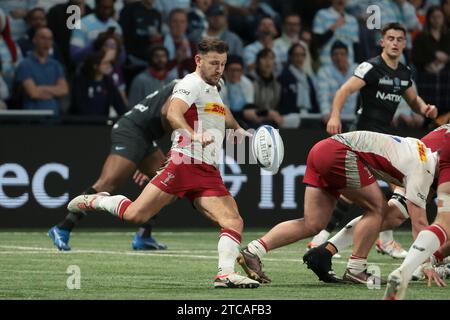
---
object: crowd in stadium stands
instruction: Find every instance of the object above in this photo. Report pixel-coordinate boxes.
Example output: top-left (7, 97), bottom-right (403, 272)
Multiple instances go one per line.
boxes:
top-left (0, 0), bottom-right (450, 130)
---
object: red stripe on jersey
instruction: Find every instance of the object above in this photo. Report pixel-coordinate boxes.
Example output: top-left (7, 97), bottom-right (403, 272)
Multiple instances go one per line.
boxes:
top-left (177, 103), bottom-right (199, 148)
top-left (421, 127), bottom-right (448, 152)
top-left (356, 151), bottom-right (404, 183)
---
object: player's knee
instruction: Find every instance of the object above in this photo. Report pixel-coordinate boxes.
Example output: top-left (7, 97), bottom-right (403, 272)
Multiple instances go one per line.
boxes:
top-left (124, 208), bottom-right (148, 225)
top-left (218, 214), bottom-right (243, 233)
top-left (304, 219), bottom-right (327, 235)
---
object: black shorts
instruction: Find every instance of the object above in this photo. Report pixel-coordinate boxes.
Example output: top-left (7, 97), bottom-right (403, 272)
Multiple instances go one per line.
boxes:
top-left (110, 117), bottom-right (159, 165)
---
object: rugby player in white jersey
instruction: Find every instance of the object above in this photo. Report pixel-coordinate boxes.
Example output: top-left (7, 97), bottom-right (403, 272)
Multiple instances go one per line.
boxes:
top-left (66, 38), bottom-right (259, 289)
top-left (237, 131), bottom-right (438, 285)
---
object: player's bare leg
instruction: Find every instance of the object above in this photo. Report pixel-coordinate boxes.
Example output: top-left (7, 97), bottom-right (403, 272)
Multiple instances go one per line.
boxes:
top-left (239, 187), bottom-right (337, 283)
top-left (338, 183), bottom-right (386, 284)
top-left (385, 182), bottom-right (450, 299)
top-left (194, 196), bottom-right (260, 288)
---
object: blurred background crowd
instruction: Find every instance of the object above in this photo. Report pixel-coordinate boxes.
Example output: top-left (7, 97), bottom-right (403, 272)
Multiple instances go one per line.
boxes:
top-left (0, 0), bottom-right (449, 131)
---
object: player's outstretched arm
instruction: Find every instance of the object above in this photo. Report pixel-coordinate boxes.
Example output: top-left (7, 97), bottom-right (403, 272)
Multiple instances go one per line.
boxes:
top-left (167, 97), bottom-right (214, 147)
top-left (327, 76), bottom-right (365, 135)
top-left (224, 106), bottom-right (252, 143)
top-left (403, 86), bottom-right (438, 119)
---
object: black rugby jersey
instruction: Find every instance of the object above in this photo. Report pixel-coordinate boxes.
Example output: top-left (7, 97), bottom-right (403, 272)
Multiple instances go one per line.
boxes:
top-left (123, 80), bottom-right (178, 139)
top-left (353, 55), bottom-right (413, 133)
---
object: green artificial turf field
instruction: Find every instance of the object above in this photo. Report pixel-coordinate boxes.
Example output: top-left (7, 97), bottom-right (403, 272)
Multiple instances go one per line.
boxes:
top-left (0, 229), bottom-right (448, 300)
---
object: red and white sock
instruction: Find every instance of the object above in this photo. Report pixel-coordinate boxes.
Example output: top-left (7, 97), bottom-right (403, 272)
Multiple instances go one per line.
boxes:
top-left (98, 195), bottom-right (132, 220)
top-left (247, 239), bottom-right (268, 260)
top-left (347, 254), bottom-right (367, 274)
top-left (400, 224), bottom-right (448, 280)
top-left (217, 229), bottom-right (241, 276)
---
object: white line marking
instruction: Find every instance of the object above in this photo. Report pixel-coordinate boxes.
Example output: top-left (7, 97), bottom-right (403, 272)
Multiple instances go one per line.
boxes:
top-left (0, 245), bottom-right (401, 266)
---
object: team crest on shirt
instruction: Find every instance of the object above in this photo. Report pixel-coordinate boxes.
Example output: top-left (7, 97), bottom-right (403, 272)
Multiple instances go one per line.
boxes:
top-left (204, 103), bottom-right (226, 116)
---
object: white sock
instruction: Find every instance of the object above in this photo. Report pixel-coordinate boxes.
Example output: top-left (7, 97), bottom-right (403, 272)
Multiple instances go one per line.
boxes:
top-left (379, 230), bottom-right (394, 245)
top-left (347, 255), bottom-right (368, 274)
top-left (329, 215), bottom-right (362, 252)
top-left (400, 225), bottom-right (448, 281)
top-left (311, 230), bottom-right (330, 245)
top-left (218, 229), bottom-right (241, 276)
top-left (247, 239), bottom-right (268, 260)
top-left (98, 195), bottom-right (131, 218)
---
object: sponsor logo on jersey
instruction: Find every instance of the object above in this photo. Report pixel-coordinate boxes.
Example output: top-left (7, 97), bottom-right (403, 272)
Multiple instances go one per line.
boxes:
top-left (417, 141), bottom-right (427, 162)
top-left (204, 102), bottom-right (226, 116)
top-left (401, 80), bottom-right (409, 86)
top-left (378, 76), bottom-right (393, 86)
top-left (174, 88), bottom-right (190, 96)
top-left (375, 91), bottom-right (402, 102)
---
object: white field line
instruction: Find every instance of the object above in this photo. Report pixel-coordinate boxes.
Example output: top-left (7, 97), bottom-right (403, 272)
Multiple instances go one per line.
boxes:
top-left (0, 245), bottom-right (401, 267)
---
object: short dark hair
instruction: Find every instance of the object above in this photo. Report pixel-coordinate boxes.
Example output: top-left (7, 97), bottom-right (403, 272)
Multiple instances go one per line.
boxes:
top-left (256, 48), bottom-right (275, 63)
top-left (331, 40), bottom-right (348, 54)
top-left (197, 38), bottom-right (228, 55)
top-left (288, 42), bottom-right (307, 58)
top-left (226, 55), bottom-right (244, 68)
top-left (381, 22), bottom-right (407, 36)
top-left (146, 44), bottom-right (169, 65)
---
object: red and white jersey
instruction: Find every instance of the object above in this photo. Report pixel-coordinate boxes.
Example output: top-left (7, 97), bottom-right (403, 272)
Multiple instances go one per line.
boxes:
top-left (421, 124), bottom-right (450, 152)
top-left (170, 72), bottom-right (226, 166)
top-left (332, 131), bottom-right (437, 208)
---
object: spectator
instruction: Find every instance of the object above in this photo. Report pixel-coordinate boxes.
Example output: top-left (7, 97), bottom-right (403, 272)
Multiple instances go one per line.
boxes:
top-left (187, 0), bottom-right (211, 37)
top-left (18, 7), bottom-right (62, 62)
top-left (190, 3), bottom-right (243, 57)
top-left (312, 0), bottom-right (359, 66)
top-left (92, 29), bottom-right (127, 103)
top-left (246, 48), bottom-right (283, 128)
top-left (410, 0), bottom-right (427, 41)
top-left (274, 13), bottom-right (314, 76)
top-left (70, 0), bottom-right (122, 64)
top-left (71, 48), bottom-right (127, 117)
top-left (128, 45), bottom-right (176, 107)
top-left (278, 43), bottom-right (320, 128)
top-left (119, 0), bottom-right (162, 67)
top-left (0, 8), bottom-right (22, 100)
top-left (0, 0), bottom-right (38, 40)
top-left (0, 60), bottom-right (9, 109)
top-left (163, 8), bottom-right (197, 78)
top-left (413, 5), bottom-right (450, 115)
top-left (47, 0), bottom-right (93, 70)
top-left (221, 55), bottom-right (254, 126)
top-left (243, 16), bottom-right (282, 74)
top-left (15, 27), bottom-right (68, 117)
top-left (316, 40), bottom-right (357, 124)
top-left (219, 0), bottom-right (259, 43)
top-left (154, 0), bottom-right (190, 20)
top-left (36, 1), bottom-right (68, 12)
top-left (443, 0), bottom-right (450, 29)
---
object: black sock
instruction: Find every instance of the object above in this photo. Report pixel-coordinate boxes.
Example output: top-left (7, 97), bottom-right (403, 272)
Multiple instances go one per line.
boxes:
top-left (325, 199), bottom-right (351, 233)
top-left (57, 186), bottom-right (98, 231)
top-left (138, 219), bottom-right (153, 238)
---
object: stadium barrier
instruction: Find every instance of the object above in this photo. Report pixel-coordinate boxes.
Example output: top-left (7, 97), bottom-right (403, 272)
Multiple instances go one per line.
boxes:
top-left (0, 124), bottom-right (436, 228)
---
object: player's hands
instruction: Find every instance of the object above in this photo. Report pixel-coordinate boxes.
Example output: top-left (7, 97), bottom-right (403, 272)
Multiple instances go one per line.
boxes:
top-left (227, 127), bottom-right (253, 144)
top-left (326, 116), bottom-right (342, 135)
top-left (133, 170), bottom-right (150, 187)
top-left (423, 266), bottom-right (447, 287)
top-left (193, 131), bottom-right (215, 147)
top-left (424, 104), bottom-right (438, 119)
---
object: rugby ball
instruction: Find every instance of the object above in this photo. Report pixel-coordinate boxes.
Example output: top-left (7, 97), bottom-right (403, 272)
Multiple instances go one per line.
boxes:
top-left (252, 125), bottom-right (284, 174)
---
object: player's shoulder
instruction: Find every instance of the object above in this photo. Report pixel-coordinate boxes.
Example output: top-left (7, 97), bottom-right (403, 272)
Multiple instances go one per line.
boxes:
top-left (354, 59), bottom-right (376, 78)
top-left (174, 73), bottom-right (204, 93)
